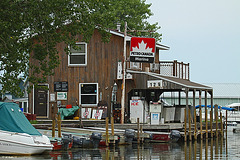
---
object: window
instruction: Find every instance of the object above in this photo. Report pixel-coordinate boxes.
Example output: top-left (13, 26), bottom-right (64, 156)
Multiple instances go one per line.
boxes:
top-left (79, 83), bottom-right (98, 106)
top-left (68, 42), bottom-right (87, 66)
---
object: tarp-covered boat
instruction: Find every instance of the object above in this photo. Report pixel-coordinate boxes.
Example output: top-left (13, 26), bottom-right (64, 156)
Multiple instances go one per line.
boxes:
top-left (0, 102), bottom-right (53, 155)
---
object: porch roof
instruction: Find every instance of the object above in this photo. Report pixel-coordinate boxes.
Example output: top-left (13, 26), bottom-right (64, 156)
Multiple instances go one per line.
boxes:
top-left (127, 70), bottom-right (213, 91)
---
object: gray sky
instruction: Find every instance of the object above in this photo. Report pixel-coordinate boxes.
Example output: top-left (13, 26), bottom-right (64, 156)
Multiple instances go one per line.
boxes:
top-left (146, 0), bottom-right (240, 83)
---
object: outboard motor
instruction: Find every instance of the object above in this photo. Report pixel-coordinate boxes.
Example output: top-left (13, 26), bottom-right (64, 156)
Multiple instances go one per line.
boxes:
top-left (125, 129), bottom-right (135, 144)
top-left (170, 130), bottom-right (181, 142)
top-left (73, 136), bottom-right (85, 148)
top-left (90, 132), bottom-right (102, 148)
top-left (62, 133), bottom-right (72, 150)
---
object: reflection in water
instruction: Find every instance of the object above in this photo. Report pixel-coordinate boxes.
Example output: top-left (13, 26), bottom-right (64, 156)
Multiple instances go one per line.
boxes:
top-left (2, 131), bottom-right (240, 159)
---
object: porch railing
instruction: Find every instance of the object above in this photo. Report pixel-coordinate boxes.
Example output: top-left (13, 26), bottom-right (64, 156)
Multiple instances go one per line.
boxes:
top-left (127, 60), bottom-right (190, 80)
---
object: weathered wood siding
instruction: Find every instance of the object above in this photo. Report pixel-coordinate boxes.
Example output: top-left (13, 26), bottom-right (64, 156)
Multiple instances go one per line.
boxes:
top-left (29, 29), bottom-right (161, 119)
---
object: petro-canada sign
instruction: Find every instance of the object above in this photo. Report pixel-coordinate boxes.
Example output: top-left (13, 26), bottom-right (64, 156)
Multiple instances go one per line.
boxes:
top-left (130, 37), bottom-right (156, 63)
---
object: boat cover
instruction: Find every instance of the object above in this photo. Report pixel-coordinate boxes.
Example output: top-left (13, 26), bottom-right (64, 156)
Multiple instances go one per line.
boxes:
top-left (58, 106), bottom-right (79, 120)
top-left (195, 105), bottom-right (235, 111)
top-left (0, 102), bottom-right (41, 136)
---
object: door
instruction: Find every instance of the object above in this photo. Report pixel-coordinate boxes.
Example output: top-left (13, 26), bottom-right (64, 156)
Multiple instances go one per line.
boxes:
top-left (34, 85), bottom-right (48, 117)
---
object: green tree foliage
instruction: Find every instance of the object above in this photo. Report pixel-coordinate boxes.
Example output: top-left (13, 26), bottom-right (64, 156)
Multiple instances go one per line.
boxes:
top-left (0, 0), bottom-right (161, 97)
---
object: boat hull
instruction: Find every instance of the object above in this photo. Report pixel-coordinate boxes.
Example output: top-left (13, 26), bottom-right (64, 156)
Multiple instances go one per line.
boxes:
top-left (0, 130), bottom-right (53, 155)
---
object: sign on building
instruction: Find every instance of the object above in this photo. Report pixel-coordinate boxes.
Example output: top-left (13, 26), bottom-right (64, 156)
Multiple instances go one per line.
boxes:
top-left (130, 37), bottom-right (156, 63)
top-left (147, 80), bottom-right (163, 88)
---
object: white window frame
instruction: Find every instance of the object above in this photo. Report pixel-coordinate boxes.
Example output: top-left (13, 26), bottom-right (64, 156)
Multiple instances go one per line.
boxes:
top-left (68, 42), bottom-right (87, 66)
top-left (79, 83), bottom-right (98, 107)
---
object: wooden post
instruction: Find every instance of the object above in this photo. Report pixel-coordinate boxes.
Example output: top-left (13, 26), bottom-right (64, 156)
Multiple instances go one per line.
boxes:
top-left (205, 91), bottom-right (208, 139)
top-left (210, 91), bottom-right (213, 138)
top-left (188, 109), bottom-right (192, 141)
top-left (106, 117), bottom-right (109, 146)
top-left (184, 108), bottom-right (187, 142)
top-left (57, 113), bottom-right (61, 138)
top-left (194, 107), bottom-right (197, 140)
top-left (137, 118), bottom-right (140, 144)
top-left (193, 90), bottom-right (197, 140)
top-left (225, 110), bottom-right (228, 136)
top-left (210, 110), bottom-right (213, 138)
top-left (52, 114), bottom-right (55, 138)
top-left (200, 109), bottom-right (203, 139)
top-left (215, 104), bottom-right (218, 138)
top-left (111, 117), bottom-right (114, 136)
top-left (220, 112), bottom-right (223, 136)
top-left (199, 90), bottom-right (203, 140)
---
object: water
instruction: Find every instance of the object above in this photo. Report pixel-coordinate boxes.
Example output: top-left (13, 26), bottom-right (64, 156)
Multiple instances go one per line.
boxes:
top-left (1, 129), bottom-right (240, 160)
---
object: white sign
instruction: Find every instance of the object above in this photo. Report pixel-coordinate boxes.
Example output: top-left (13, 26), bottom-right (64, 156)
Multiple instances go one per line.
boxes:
top-left (117, 61), bottom-right (133, 79)
top-left (57, 92), bottom-right (67, 100)
top-left (147, 80), bottom-right (163, 88)
top-left (50, 93), bottom-right (56, 102)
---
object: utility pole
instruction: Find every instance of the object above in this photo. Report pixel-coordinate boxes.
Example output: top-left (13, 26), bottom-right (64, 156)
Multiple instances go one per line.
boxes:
top-left (121, 22), bottom-right (127, 124)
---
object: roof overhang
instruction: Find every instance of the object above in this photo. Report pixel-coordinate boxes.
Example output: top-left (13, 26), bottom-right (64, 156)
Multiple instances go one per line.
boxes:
top-left (109, 30), bottom-right (170, 50)
top-left (127, 69), bottom-right (213, 91)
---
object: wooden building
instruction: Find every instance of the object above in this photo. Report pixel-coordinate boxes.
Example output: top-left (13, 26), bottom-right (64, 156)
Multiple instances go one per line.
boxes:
top-left (28, 28), bottom-right (213, 122)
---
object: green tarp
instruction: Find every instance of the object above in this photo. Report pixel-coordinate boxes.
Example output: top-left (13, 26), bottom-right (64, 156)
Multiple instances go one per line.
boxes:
top-left (58, 106), bottom-right (79, 120)
top-left (0, 102), bottom-right (41, 136)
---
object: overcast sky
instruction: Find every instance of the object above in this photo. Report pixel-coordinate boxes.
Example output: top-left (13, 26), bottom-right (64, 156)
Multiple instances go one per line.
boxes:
top-left (146, 0), bottom-right (240, 83)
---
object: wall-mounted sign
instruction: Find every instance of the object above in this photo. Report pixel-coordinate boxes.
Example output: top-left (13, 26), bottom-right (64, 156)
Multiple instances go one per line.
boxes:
top-left (130, 37), bottom-right (156, 63)
top-left (54, 82), bottom-right (68, 92)
top-left (50, 93), bottom-right (56, 102)
top-left (57, 92), bottom-right (67, 100)
top-left (147, 80), bottom-right (163, 88)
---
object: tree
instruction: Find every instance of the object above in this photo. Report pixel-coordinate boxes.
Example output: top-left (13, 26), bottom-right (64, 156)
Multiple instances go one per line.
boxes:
top-left (0, 0), bottom-right (161, 97)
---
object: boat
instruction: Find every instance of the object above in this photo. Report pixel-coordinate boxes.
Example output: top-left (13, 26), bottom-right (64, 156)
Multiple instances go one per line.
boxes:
top-left (51, 133), bottom-right (73, 150)
top-left (139, 130), bottom-right (181, 143)
top-left (0, 102), bottom-right (53, 155)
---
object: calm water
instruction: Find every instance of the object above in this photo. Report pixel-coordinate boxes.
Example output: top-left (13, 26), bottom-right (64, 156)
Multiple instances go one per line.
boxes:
top-left (1, 129), bottom-right (240, 160)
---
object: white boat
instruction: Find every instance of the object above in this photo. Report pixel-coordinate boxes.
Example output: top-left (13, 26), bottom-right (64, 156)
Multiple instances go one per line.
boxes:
top-left (0, 102), bottom-right (53, 155)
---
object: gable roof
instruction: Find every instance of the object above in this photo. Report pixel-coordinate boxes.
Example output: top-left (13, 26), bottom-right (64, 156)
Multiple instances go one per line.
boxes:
top-left (109, 30), bottom-right (170, 51)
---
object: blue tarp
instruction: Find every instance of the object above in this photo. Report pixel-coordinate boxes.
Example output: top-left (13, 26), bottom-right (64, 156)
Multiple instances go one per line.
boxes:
top-left (0, 102), bottom-right (42, 136)
top-left (195, 105), bottom-right (235, 111)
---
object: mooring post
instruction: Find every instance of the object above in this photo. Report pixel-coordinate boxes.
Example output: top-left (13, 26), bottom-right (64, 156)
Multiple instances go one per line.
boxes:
top-left (52, 114), bottom-right (55, 138)
top-left (210, 110), bottom-right (213, 138)
top-left (205, 90), bottom-right (208, 139)
top-left (57, 113), bottom-right (61, 138)
top-left (200, 109), bottom-right (203, 139)
top-left (194, 107), bottom-right (197, 140)
top-left (215, 104), bottom-right (218, 138)
top-left (188, 109), bottom-right (192, 141)
top-left (111, 117), bottom-right (114, 136)
top-left (106, 117), bottom-right (109, 146)
top-left (137, 118), bottom-right (140, 144)
top-left (220, 112), bottom-right (223, 136)
top-left (184, 108), bottom-right (187, 142)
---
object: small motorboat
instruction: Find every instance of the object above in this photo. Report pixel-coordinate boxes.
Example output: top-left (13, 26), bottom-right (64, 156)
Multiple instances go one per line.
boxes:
top-left (0, 102), bottom-right (53, 155)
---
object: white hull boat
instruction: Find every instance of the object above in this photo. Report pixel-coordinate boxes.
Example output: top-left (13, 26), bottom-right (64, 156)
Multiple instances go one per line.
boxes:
top-left (0, 102), bottom-right (53, 155)
top-left (0, 130), bottom-right (52, 155)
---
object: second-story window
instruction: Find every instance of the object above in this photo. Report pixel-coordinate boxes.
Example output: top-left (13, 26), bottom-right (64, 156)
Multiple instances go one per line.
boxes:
top-left (68, 42), bottom-right (87, 66)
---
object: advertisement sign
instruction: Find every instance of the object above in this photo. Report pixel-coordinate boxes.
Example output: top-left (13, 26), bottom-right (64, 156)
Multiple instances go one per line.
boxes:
top-left (130, 37), bottom-right (156, 63)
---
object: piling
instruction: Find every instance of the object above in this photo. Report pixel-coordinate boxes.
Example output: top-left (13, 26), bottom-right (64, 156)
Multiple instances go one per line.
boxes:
top-left (184, 108), bottom-right (187, 142)
top-left (111, 117), bottom-right (114, 136)
top-left (210, 110), bottom-right (213, 138)
top-left (52, 114), bottom-right (55, 138)
top-left (205, 91), bottom-right (208, 139)
top-left (215, 104), bottom-right (218, 138)
top-left (194, 107), bottom-right (197, 140)
top-left (188, 109), bottom-right (192, 141)
top-left (57, 113), bottom-right (61, 138)
top-left (220, 112), bottom-right (223, 136)
top-left (106, 117), bottom-right (109, 146)
top-left (137, 118), bottom-right (140, 144)
top-left (200, 109), bottom-right (203, 139)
